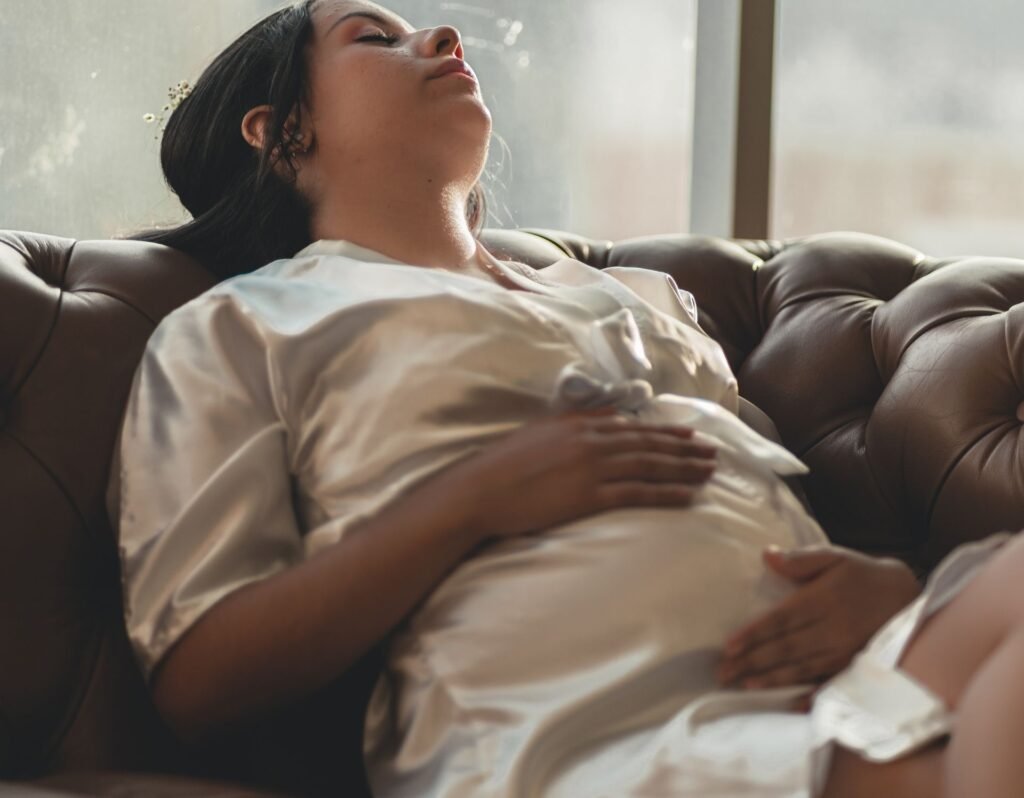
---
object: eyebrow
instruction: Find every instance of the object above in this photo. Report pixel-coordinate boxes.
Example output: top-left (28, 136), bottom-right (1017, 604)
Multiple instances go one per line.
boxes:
top-left (325, 10), bottom-right (405, 37)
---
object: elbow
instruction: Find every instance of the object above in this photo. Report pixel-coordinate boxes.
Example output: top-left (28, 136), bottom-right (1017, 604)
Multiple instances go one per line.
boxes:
top-left (150, 649), bottom-right (224, 747)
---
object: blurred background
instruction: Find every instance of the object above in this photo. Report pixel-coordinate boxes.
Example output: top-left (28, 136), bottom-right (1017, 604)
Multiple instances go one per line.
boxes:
top-left (3, 0), bottom-right (1024, 255)
top-left (773, 0), bottom-right (1024, 256)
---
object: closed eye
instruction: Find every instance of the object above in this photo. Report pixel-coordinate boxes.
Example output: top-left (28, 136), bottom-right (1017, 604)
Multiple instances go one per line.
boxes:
top-left (356, 31), bottom-right (401, 45)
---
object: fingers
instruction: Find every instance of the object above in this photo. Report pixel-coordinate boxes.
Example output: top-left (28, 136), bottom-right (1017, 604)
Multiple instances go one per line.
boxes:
top-left (717, 620), bottom-right (824, 686)
top-left (762, 545), bottom-right (846, 583)
top-left (597, 452), bottom-right (716, 485)
top-left (565, 412), bottom-right (716, 463)
top-left (723, 592), bottom-right (821, 660)
top-left (589, 429), bottom-right (717, 460)
top-left (718, 563), bottom-right (863, 689)
top-left (572, 405), bottom-right (620, 419)
top-left (727, 650), bottom-right (843, 690)
top-left (790, 692), bottom-right (814, 714)
top-left (584, 414), bottom-right (703, 442)
top-left (593, 481), bottom-right (697, 511)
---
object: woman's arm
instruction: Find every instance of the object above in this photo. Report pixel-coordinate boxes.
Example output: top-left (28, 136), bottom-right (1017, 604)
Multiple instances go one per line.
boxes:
top-left (151, 458), bottom-right (481, 743)
top-left (152, 408), bottom-right (718, 743)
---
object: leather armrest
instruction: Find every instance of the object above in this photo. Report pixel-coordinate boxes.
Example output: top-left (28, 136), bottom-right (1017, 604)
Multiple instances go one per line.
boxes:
top-left (6, 773), bottom-right (286, 797)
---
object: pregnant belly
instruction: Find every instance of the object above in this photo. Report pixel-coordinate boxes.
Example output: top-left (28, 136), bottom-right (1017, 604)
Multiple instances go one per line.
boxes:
top-left (367, 471), bottom-right (826, 797)
top-left (396, 470), bottom-right (824, 692)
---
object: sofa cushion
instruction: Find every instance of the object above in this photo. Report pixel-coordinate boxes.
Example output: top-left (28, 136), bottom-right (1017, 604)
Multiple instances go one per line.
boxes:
top-left (1, 227), bottom-right (1021, 794)
top-left (0, 233), bottom-right (214, 777)
top-left (532, 229), bottom-right (1024, 565)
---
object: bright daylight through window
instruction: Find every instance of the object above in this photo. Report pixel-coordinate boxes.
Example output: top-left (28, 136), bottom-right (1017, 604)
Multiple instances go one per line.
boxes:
top-left (1, 1), bottom-right (697, 242)
top-left (773, 0), bottom-right (1024, 256)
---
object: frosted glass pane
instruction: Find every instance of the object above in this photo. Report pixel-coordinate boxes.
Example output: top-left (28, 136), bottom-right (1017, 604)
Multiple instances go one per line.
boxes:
top-left (1, 1), bottom-right (695, 242)
top-left (773, 0), bottom-right (1024, 256)
top-left (0, 1), bottom-right (281, 240)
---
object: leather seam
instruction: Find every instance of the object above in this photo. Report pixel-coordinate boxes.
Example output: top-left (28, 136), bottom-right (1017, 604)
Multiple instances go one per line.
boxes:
top-left (1006, 312), bottom-right (1023, 397)
top-left (2, 430), bottom-right (109, 775)
top-left (897, 310), bottom-right (1017, 537)
top-left (896, 308), bottom-right (999, 366)
top-left (42, 630), bottom-right (107, 774)
top-left (520, 229), bottom-right (574, 259)
top-left (66, 286), bottom-right (160, 327)
top-left (924, 419), bottom-right (1019, 536)
top-left (802, 414), bottom-right (894, 511)
top-left (5, 429), bottom-right (92, 543)
top-left (800, 416), bottom-right (910, 544)
top-left (753, 257), bottom-right (765, 341)
top-left (6, 246), bottom-right (71, 402)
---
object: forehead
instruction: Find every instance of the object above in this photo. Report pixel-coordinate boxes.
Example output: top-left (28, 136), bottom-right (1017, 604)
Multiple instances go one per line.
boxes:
top-left (311, 0), bottom-right (414, 36)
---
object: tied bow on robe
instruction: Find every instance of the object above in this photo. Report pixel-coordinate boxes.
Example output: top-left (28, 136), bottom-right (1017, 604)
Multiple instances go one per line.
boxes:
top-left (551, 308), bottom-right (809, 484)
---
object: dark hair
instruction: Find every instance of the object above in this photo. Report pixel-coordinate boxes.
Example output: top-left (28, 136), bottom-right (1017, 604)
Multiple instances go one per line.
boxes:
top-left (136, 0), bottom-right (487, 280)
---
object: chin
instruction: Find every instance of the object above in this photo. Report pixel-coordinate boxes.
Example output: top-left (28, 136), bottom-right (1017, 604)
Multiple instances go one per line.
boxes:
top-left (447, 103), bottom-right (493, 159)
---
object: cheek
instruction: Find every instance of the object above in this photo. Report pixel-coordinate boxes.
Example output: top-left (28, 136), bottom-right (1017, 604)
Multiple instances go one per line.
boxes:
top-left (310, 58), bottom-right (417, 143)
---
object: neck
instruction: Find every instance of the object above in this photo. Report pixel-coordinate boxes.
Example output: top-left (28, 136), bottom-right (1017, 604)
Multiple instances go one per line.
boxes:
top-left (309, 169), bottom-right (481, 272)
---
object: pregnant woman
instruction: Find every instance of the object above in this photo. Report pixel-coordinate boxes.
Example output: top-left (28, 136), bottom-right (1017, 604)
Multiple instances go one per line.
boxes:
top-left (114, 1), bottom-right (1024, 795)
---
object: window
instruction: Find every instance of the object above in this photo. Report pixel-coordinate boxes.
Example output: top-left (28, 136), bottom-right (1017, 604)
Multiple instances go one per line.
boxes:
top-left (773, 0), bottom-right (1024, 256)
top-left (1, 2), bottom-right (284, 240)
top-left (1, 1), bottom-right (697, 242)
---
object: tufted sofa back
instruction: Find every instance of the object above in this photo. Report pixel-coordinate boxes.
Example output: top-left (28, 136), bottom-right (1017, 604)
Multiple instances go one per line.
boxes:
top-left (513, 229), bottom-right (1024, 567)
top-left (2, 227), bottom-right (1022, 791)
top-left (0, 233), bottom-right (215, 779)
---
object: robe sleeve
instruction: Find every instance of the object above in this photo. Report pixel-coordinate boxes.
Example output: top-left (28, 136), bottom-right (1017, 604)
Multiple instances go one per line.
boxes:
top-left (112, 291), bottom-right (304, 679)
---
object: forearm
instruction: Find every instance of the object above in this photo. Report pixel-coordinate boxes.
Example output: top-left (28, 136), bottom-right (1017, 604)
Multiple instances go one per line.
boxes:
top-left (152, 472), bottom-right (483, 743)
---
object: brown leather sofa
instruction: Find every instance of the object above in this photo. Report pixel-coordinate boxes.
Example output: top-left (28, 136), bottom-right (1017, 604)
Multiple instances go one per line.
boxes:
top-left (3, 227), bottom-right (1022, 796)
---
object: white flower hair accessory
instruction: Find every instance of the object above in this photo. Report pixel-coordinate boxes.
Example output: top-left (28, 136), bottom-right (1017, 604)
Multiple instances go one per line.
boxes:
top-left (143, 80), bottom-right (194, 137)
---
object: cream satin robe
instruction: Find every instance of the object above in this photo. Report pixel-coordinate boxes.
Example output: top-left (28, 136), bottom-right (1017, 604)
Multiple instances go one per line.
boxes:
top-left (113, 241), bottom-right (966, 797)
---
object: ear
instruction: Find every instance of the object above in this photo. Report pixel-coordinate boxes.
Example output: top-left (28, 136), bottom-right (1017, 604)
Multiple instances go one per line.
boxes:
top-left (241, 105), bottom-right (274, 152)
top-left (242, 105), bottom-right (312, 159)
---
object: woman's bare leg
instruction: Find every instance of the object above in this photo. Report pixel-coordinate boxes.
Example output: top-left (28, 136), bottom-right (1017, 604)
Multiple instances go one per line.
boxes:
top-left (940, 628), bottom-right (1024, 796)
top-left (823, 534), bottom-right (1024, 797)
top-left (822, 743), bottom-right (945, 798)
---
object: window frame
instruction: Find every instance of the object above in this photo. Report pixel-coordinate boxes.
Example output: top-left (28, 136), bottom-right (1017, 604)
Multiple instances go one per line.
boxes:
top-left (689, 0), bottom-right (776, 240)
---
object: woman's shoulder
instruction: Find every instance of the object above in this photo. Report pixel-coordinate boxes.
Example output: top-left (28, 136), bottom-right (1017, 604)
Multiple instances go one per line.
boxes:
top-left (154, 255), bottom-right (316, 331)
top-left (147, 249), bottom-right (431, 353)
top-left (141, 266), bottom-right (300, 367)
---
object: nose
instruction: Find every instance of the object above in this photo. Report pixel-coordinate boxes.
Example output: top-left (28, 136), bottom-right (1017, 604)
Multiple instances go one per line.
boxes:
top-left (423, 25), bottom-right (464, 59)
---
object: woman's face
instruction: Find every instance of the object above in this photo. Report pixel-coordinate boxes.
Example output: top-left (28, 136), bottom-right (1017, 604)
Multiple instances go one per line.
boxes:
top-left (303, 0), bottom-right (492, 187)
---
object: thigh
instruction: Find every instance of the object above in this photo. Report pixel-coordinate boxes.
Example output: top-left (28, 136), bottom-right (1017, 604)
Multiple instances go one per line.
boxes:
top-left (898, 535), bottom-right (1024, 711)
top-left (824, 534), bottom-right (1024, 797)
top-left (822, 741), bottom-right (945, 798)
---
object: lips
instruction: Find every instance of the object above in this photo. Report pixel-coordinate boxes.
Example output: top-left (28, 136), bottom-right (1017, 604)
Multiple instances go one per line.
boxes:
top-left (429, 58), bottom-right (477, 83)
